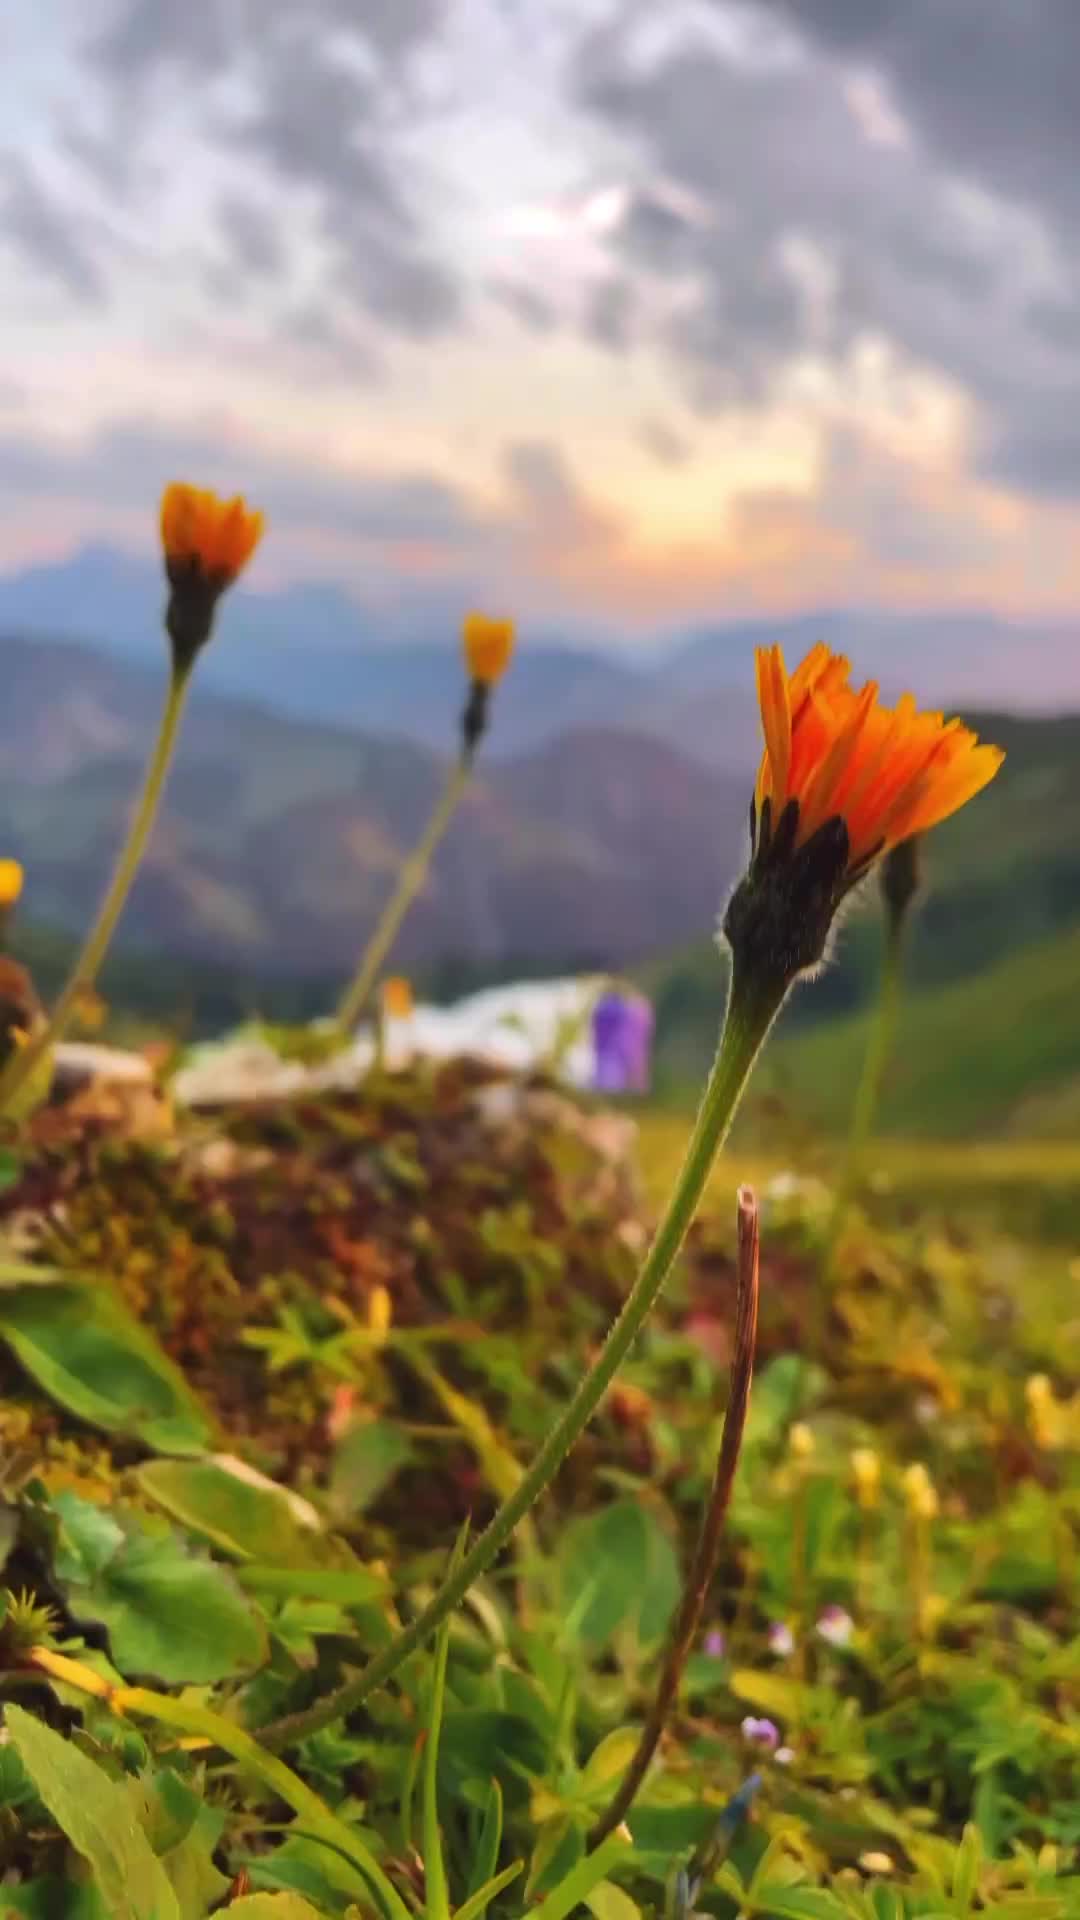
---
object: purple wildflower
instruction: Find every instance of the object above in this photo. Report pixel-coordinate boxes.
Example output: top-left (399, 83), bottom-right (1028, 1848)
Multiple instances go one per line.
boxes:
top-left (740, 1716), bottom-right (780, 1752)
top-left (591, 991), bottom-right (654, 1094)
top-left (767, 1621), bottom-right (795, 1657)
top-left (816, 1604), bottom-right (854, 1648)
top-left (703, 1629), bottom-right (727, 1659)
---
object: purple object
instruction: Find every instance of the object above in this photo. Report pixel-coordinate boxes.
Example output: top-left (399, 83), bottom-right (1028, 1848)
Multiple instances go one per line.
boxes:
top-left (768, 1621), bottom-right (795, 1657)
top-left (703, 1629), bottom-right (727, 1659)
top-left (591, 991), bottom-right (654, 1095)
top-left (740, 1716), bottom-right (780, 1752)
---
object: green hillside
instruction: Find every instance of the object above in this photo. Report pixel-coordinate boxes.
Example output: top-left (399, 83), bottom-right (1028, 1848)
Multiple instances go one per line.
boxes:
top-left (645, 708), bottom-right (1080, 1131)
top-left (754, 919), bottom-right (1080, 1139)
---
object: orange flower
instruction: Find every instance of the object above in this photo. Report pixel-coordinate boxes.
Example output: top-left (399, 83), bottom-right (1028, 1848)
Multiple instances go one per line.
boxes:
top-left (0, 858), bottom-right (23, 909)
top-left (381, 975), bottom-right (414, 1019)
top-left (160, 483), bottom-right (265, 670)
top-left (753, 642), bottom-right (1003, 872)
top-left (462, 612), bottom-right (514, 686)
top-left (160, 483), bottom-right (264, 585)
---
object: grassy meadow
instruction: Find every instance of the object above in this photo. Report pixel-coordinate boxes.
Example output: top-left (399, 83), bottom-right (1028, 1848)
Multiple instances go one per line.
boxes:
top-left (2, 539), bottom-right (1080, 1920)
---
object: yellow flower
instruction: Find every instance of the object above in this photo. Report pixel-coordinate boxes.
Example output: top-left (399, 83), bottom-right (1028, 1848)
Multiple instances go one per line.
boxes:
top-left (462, 612), bottom-right (515, 686)
top-left (160, 483), bottom-right (265, 669)
top-left (381, 976), bottom-right (414, 1020)
top-left (789, 1421), bottom-right (815, 1460)
top-left (368, 1285), bottom-right (393, 1345)
top-left (754, 643), bottom-right (1004, 871)
top-left (0, 858), bottom-right (23, 908)
top-left (851, 1446), bottom-right (882, 1508)
top-left (902, 1462), bottom-right (939, 1520)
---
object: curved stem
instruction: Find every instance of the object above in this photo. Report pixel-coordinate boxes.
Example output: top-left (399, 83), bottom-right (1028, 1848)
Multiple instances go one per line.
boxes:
top-left (335, 757), bottom-right (471, 1035)
top-left (588, 1184), bottom-right (760, 1847)
top-left (0, 668), bottom-right (191, 1120)
top-left (259, 964), bottom-right (787, 1753)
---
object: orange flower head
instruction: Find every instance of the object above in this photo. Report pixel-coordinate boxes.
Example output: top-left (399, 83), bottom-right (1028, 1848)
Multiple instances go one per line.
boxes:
top-left (0, 858), bottom-right (24, 909)
top-left (462, 612), bottom-right (515, 687)
top-left (159, 482), bottom-right (265, 670)
top-left (753, 643), bottom-right (1003, 869)
top-left (381, 975), bottom-right (414, 1020)
top-left (723, 642), bottom-right (1004, 988)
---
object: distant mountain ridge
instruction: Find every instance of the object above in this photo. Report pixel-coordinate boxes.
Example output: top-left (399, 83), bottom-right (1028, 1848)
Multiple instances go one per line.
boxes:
top-left (0, 633), bottom-right (747, 979)
top-left (1, 547), bottom-right (1077, 766)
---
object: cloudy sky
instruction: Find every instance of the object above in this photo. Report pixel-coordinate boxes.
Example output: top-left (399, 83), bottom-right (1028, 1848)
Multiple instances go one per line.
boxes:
top-left (4, 0), bottom-right (1080, 638)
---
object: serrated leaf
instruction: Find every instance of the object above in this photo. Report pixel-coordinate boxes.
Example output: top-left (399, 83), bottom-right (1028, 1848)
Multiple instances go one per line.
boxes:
top-left (6, 1705), bottom-right (180, 1920)
top-left (0, 1278), bottom-right (213, 1454)
top-left (62, 1526), bottom-right (268, 1684)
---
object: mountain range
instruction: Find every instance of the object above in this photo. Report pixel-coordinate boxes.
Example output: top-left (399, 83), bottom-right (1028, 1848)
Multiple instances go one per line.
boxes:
top-left (0, 633), bottom-right (747, 984)
top-left (2, 544), bottom-right (1078, 762)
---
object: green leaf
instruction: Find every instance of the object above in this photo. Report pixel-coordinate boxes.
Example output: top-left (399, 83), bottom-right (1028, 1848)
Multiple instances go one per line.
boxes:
top-left (729, 1667), bottom-right (811, 1721)
top-left (63, 1526), bottom-right (268, 1684)
top-left (528, 1834), bottom-right (633, 1920)
top-left (453, 1862), bottom-right (524, 1920)
top-left (0, 1278), bottom-right (213, 1454)
top-left (559, 1500), bottom-right (678, 1649)
top-left (328, 1420), bottom-right (413, 1519)
top-left (234, 1566), bottom-right (384, 1605)
top-left (0, 1879), bottom-right (108, 1918)
top-left (223, 1900), bottom-right (329, 1918)
top-left (52, 1490), bottom-right (125, 1582)
top-left (6, 1705), bottom-right (180, 1920)
top-left (422, 1527), bottom-right (467, 1920)
top-left (586, 1884), bottom-right (643, 1920)
top-left (951, 1823), bottom-right (983, 1916)
top-left (465, 1778), bottom-right (504, 1906)
top-left (146, 1770), bottom-right (230, 1920)
top-left (746, 1890), bottom-right (852, 1920)
top-left (580, 1729), bottom-right (641, 1798)
top-left (134, 1457), bottom-right (335, 1566)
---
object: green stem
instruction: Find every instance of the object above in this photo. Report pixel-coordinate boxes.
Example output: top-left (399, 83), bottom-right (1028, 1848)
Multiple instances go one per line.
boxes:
top-left (259, 963), bottom-right (787, 1753)
top-left (0, 668), bottom-right (191, 1120)
top-left (335, 757), bottom-right (471, 1035)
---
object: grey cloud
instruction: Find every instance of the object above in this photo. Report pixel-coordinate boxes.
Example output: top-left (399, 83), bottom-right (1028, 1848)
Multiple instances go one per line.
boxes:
top-left (585, 274), bottom-right (638, 352)
top-left (488, 279), bottom-right (558, 335)
top-left (619, 190), bottom-right (700, 273)
top-left (579, 13), bottom-right (1080, 489)
top-left (216, 196), bottom-right (285, 279)
top-left (1, 157), bottom-right (108, 303)
top-left (0, 415), bottom-right (484, 548)
top-left (81, 0), bottom-right (463, 342)
top-left (92, 0), bottom-right (447, 82)
top-left (740, 0), bottom-right (1080, 238)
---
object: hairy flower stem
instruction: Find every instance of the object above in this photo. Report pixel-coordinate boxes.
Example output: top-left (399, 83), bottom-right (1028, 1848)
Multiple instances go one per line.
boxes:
top-left (259, 965), bottom-right (786, 1754)
top-left (334, 757), bottom-right (471, 1037)
top-left (588, 1184), bottom-right (760, 1848)
top-left (0, 667), bottom-right (191, 1120)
